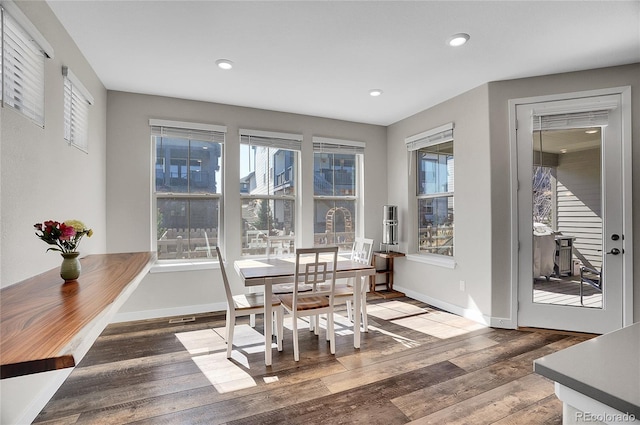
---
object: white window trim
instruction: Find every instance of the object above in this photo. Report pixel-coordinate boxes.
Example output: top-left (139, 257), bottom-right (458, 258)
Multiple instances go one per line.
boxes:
top-left (0, 0), bottom-right (54, 58)
top-left (312, 137), bottom-right (365, 243)
top-left (406, 253), bottom-right (456, 269)
top-left (239, 129), bottom-right (301, 258)
top-left (406, 123), bottom-right (455, 260)
top-left (62, 66), bottom-right (94, 104)
top-left (1, 2), bottom-right (49, 126)
top-left (150, 119), bottom-right (227, 134)
top-left (151, 120), bottom-right (226, 266)
top-left (63, 66), bottom-right (92, 152)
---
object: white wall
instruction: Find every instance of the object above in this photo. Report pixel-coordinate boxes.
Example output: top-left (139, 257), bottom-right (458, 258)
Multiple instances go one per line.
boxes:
top-left (0, 2), bottom-right (107, 287)
top-left (0, 2), bottom-right (107, 424)
top-left (386, 84), bottom-right (494, 323)
top-left (107, 91), bottom-right (388, 320)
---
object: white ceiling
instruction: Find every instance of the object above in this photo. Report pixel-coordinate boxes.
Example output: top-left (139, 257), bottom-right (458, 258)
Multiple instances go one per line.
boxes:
top-left (46, 1), bottom-right (640, 126)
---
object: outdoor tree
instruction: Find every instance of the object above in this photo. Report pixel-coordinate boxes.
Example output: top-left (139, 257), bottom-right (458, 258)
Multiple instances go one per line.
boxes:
top-left (532, 166), bottom-right (553, 225)
top-left (254, 199), bottom-right (273, 232)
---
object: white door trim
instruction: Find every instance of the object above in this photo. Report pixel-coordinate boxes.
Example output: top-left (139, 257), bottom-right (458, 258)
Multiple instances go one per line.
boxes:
top-left (508, 86), bottom-right (633, 331)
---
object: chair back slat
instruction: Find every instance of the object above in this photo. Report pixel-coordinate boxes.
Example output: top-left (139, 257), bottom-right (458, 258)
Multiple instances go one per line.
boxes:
top-left (351, 237), bottom-right (374, 265)
top-left (215, 246), bottom-right (234, 306)
top-left (293, 246), bottom-right (339, 309)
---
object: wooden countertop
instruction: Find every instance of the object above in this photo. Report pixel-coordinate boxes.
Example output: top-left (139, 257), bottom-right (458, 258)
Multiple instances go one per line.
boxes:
top-left (0, 252), bottom-right (155, 379)
top-left (534, 322), bottom-right (640, 418)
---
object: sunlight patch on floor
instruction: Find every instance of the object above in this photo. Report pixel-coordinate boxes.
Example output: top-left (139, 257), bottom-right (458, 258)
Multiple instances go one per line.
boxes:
top-left (175, 328), bottom-right (227, 355)
top-left (391, 311), bottom-right (487, 339)
top-left (175, 325), bottom-right (281, 393)
top-left (192, 352), bottom-right (257, 393)
top-left (367, 300), bottom-right (430, 320)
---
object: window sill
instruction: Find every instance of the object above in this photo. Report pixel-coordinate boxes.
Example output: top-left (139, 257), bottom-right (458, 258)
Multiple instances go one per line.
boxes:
top-left (150, 260), bottom-right (219, 273)
top-left (406, 253), bottom-right (456, 269)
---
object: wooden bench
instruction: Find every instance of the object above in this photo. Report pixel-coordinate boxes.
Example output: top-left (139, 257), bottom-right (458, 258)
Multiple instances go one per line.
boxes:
top-left (0, 252), bottom-right (155, 379)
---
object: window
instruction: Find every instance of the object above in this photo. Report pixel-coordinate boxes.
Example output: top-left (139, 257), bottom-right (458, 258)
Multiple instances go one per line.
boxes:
top-left (1, 2), bottom-right (53, 126)
top-left (406, 123), bottom-right (454, 256)
top-left (240, 129), bottom-right (301, 257)
top-left (63, 66), bottom-right (93, 152)
top-left (313, 137), bottom-right (364, 251)
top-left (151, 120), bottom-right (226, 261)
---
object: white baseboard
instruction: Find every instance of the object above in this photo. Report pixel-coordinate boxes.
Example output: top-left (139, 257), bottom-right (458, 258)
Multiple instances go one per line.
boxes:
top-left (394, 285), bottom-right (515, 329)
top-left (112, 302), bottom-right (226, 323)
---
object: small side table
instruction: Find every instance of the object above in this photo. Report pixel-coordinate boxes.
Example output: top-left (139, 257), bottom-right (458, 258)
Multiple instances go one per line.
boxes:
top-left (370, 251), bottom-right (405, 298)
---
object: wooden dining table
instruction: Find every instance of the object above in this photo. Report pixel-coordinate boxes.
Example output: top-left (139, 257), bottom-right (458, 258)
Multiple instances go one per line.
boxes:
top-left (234, 255), bottom-right (376, 366)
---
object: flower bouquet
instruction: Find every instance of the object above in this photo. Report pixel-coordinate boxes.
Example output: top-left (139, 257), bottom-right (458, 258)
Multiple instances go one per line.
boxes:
top-left (34, 220), bottom-right (93, 281)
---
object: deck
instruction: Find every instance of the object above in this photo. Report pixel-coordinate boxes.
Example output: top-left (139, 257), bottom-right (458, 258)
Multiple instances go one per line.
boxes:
top-left (533, 275), bottom-right (602, 308)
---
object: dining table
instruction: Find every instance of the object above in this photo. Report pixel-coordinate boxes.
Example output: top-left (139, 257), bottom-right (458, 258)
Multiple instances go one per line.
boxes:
top-left (234, 254), bottom-right (376, 366)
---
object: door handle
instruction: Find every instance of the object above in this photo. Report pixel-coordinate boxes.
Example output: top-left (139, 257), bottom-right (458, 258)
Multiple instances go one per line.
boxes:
top-left (606, 248), bottom-right (621, 255)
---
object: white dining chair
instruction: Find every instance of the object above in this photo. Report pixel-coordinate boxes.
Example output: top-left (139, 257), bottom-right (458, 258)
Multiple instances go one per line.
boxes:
top-left (333, 238), bottom-right (374, 329)
top-left (278, 246), bottom-right (339, 361)
top-left (216, 246), bottom-right (283, 358)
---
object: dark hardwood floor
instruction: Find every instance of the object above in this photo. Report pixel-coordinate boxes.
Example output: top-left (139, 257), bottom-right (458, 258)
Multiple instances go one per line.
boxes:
top-left (34, 297), bottom-right (593, 424)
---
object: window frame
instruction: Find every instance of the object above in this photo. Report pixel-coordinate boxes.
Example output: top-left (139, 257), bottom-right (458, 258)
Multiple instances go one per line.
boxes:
top-left (63, 66), bottom-right (93, 152)
top-left (1, 1), bottom-right (53, 126)
top-left (150, 119), bottom-right (226, 266)
top-left (239, 129), bottom-right (302, 258)
top-left (406, 123), bottom-right (456, 266)
top-left (312, 137), bottom-right (365, 252)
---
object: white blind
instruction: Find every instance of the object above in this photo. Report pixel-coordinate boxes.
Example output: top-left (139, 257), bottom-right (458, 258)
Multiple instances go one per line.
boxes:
top-left (1, 6), bottom-right (46, 126)
top-left (150, 120), bottom-right (226, 144)
top-left (533, 110), bottom-right (609, 131)
top-left (63, 67), bottom-right (92, 152)
top-left (405, 123), bottom-right (454, 151)
top-left (240, 129), bottom-right (302, 151)
top-left (313, 137), bottom-right (365, 155)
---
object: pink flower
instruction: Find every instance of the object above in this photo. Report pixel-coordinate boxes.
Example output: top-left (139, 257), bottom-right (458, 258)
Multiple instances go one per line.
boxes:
top-left (59, 223), bottom-right (76, 241)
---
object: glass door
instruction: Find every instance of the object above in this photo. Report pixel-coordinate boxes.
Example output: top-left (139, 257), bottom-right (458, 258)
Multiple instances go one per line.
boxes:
top-left (516, 93), bottom-right (627, 334)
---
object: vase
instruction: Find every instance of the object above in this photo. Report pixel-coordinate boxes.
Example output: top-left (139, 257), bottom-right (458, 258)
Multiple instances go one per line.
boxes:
top-left (60, 252), bottom-right (81, 281)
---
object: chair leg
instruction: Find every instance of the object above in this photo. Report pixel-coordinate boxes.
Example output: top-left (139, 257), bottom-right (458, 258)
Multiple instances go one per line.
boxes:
top-left (226, 309), bottom-right (234, 359)
top-left (328, 311), bottom-right (335, 355)
top-left (292, 312), bottom-right (299, 362)
top-left (346, 300), bottom-right (354, 322)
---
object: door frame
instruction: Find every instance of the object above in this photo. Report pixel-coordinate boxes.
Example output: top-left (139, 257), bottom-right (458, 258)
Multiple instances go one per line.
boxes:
top-left (508, 86), bottom-right (633, 331)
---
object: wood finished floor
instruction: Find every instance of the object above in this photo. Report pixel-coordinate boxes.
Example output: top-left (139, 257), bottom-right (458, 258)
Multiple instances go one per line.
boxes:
top-left (34, 297), bottom-right (594, 425)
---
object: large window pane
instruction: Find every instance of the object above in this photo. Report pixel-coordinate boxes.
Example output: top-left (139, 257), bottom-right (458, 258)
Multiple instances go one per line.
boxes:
top-left (157, 198), bottom-right (219, 259)
top-left (154, 131), bottom-right (223, 261)
top-left (314, 153), bottom-right (356, 196)
top-left (240, 145), bottom-right (295, 196)
top-left (415, 138), bottom-right (454, 257)
top-left (418, 196), bottom-right (453, 255)
top-left (314, 199), bottom-right (356, 251)
top-left (417, 141), bottom-right (453, 195)
top-left (241, 198), bottom-right (295, 256)
top-left (156, 138), bottom-right (222, 194)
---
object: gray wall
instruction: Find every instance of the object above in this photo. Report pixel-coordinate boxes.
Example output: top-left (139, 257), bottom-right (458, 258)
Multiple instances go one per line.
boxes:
top-left (387, 64), bottom-right (639, 325)
top-left (1, 1), bottom-right (107, 287)
top-left (107, 91), bottom-right (388, 319)
top-left (0, 2), bottom-right (107, 424)
top-left (387, 84), bottom-right (494, 323)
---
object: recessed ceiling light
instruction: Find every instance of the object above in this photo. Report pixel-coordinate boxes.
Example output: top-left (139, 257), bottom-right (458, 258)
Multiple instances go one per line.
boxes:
top-left (216, 59), bottom-right (233, 70)
top-left (448, 33), bottom-right (470, 47)
top-left (585, 129), bottom-right (598, 134)
top-left (369, 89), bottom-right (383, 97)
